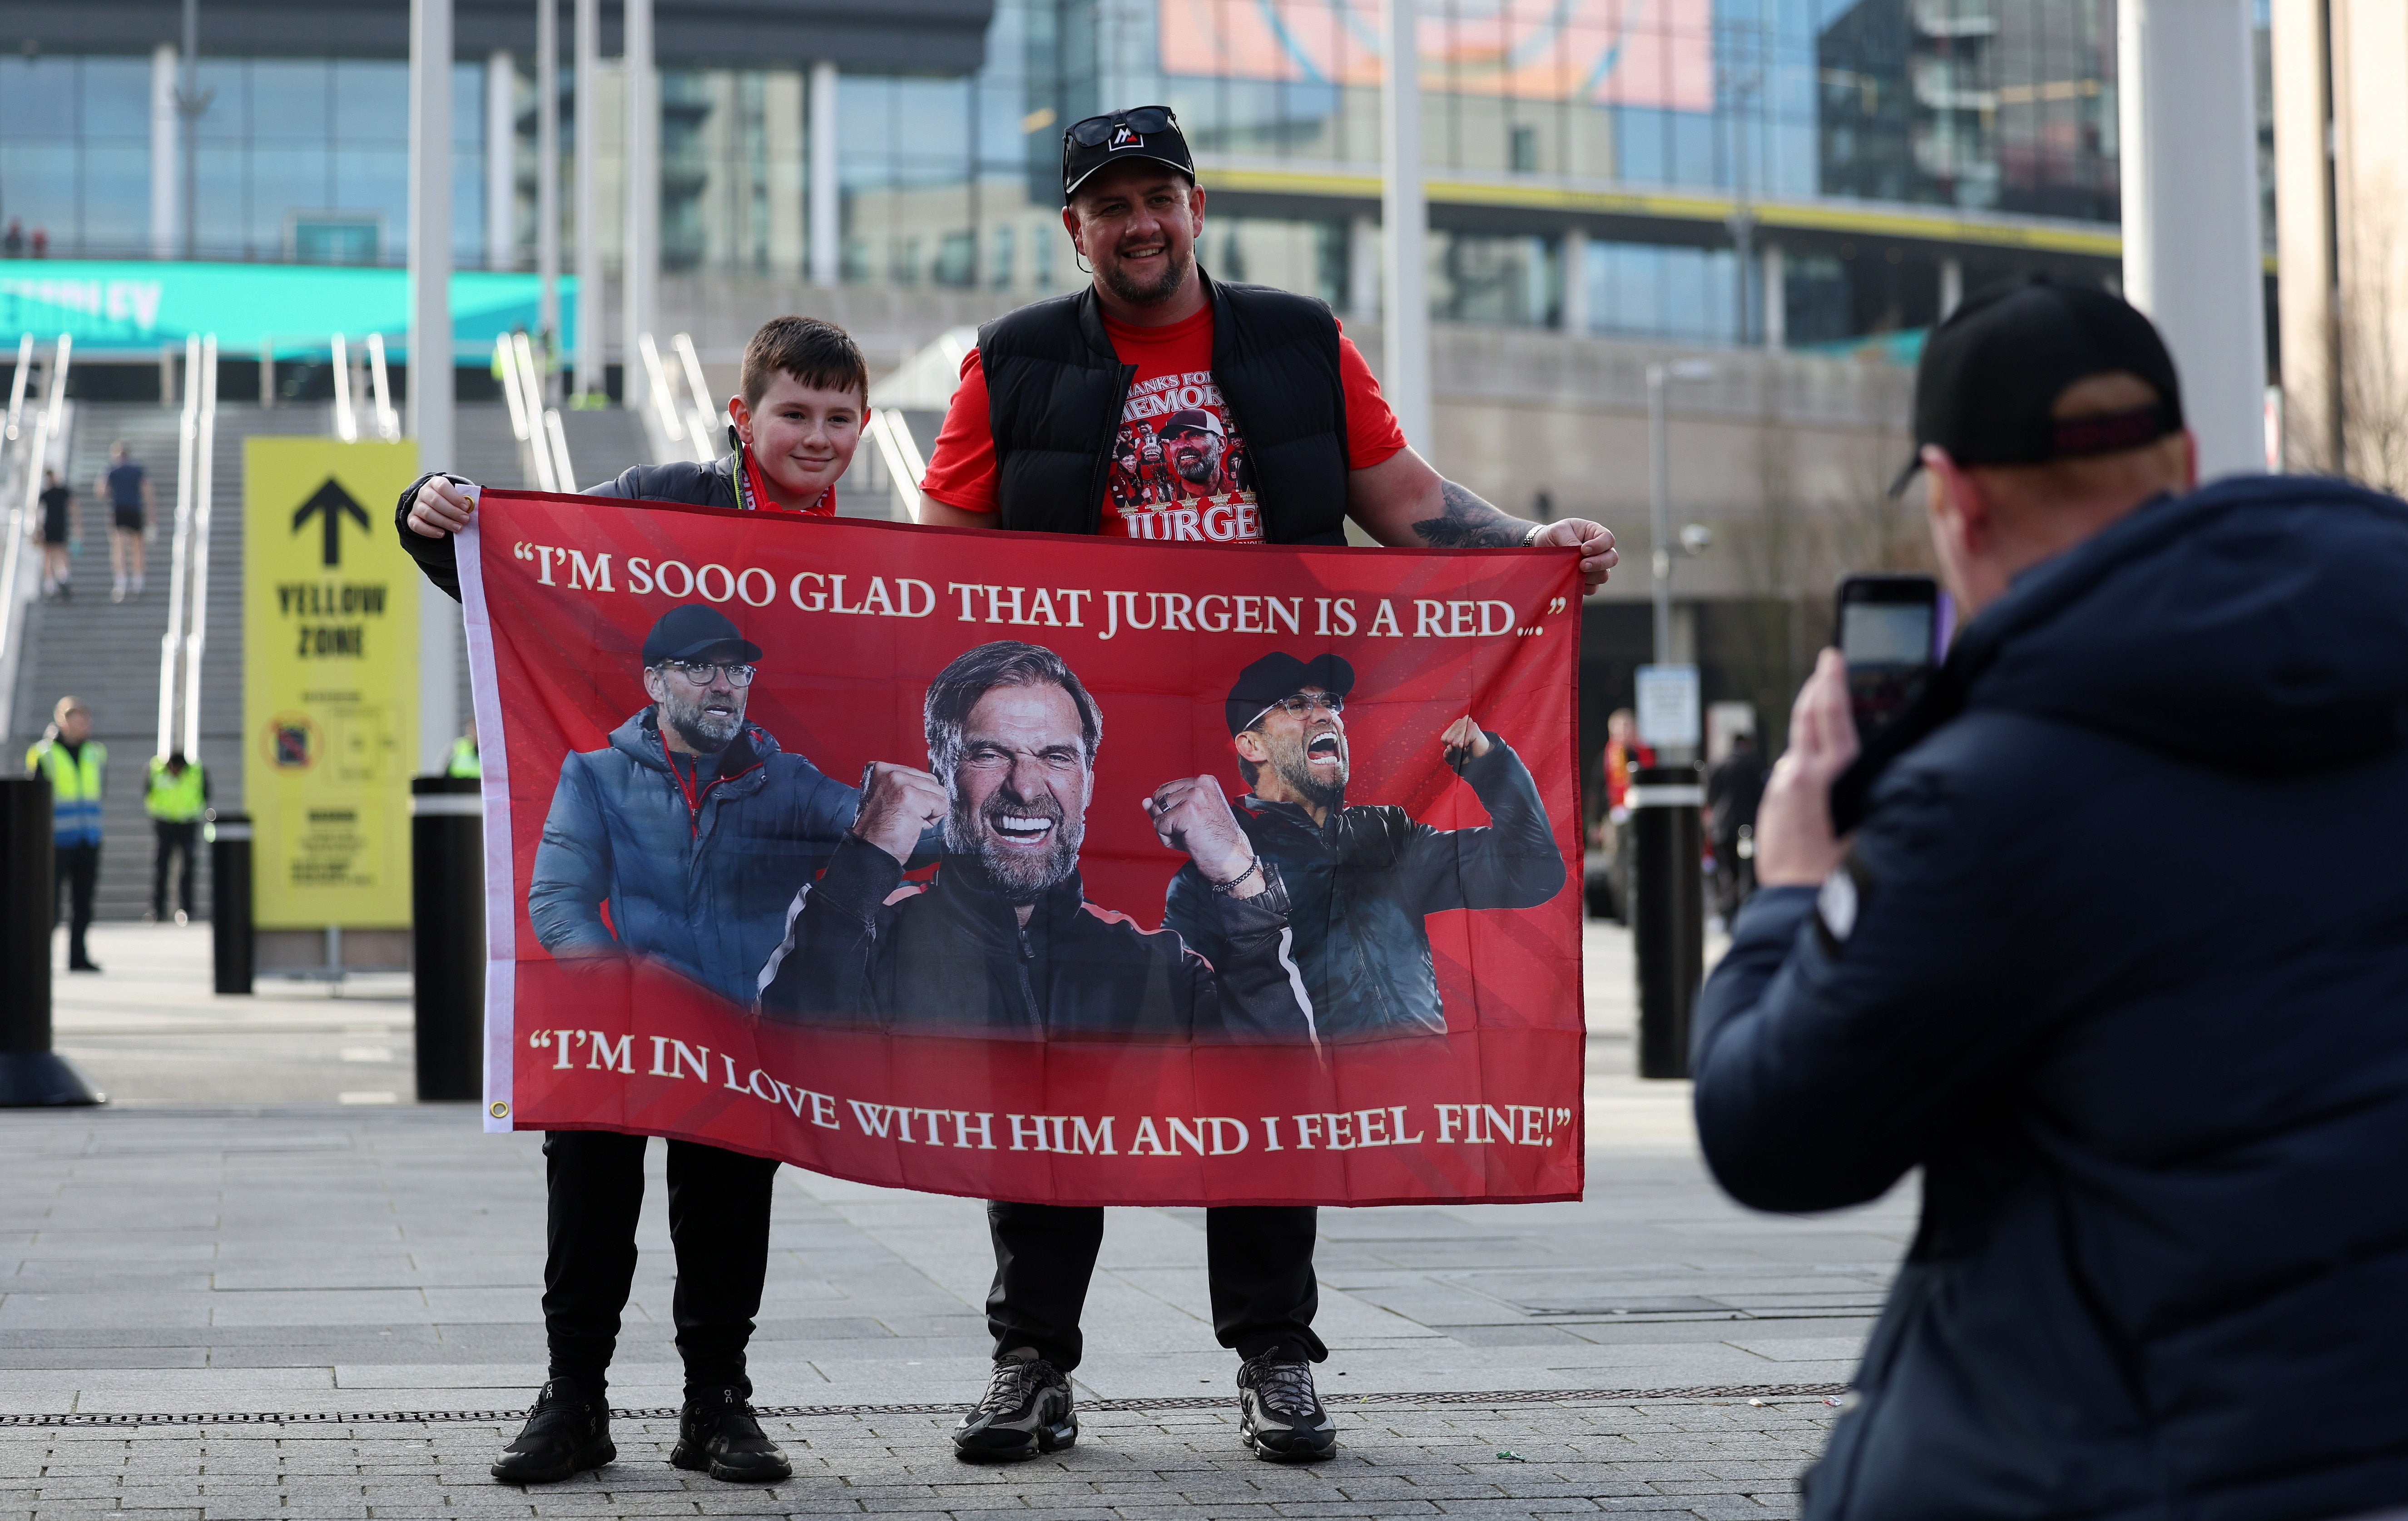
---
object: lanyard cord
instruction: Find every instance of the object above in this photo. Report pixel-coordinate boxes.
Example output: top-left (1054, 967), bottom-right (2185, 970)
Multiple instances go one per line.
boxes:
top-left (727, 426), bottom-right (832, 515)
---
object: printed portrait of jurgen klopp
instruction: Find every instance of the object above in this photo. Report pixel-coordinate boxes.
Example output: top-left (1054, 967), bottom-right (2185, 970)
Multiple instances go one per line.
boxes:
top-left (1160, 652), bottom-right (1568, 1042)
top-left (758, 639), bottom-right (1318, 1042)
top-left (1158, 407), bottom-right (1243, 498)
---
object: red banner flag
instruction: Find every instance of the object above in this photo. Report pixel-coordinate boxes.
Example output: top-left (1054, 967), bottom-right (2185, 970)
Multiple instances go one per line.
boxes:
top-left (462, 490), bottom-right (1585, 1206)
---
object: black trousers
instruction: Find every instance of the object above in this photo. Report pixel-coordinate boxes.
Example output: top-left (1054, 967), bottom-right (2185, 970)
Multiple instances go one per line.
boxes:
top-left (153, 820), bottom-right (198, 919)
top-left (55, 842), bottom-right (97, 965)
top-left (542, 1130), bottom-right (780, 1398)
top-left (985, 1202), bottom-right (1325, 1372)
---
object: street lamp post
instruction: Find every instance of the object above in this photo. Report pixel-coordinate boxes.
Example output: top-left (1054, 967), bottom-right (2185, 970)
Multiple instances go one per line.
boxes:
top-left (176, 0), bottom-right (212, 262)
top-left (1645, 358), bottom-right (1715, 668)
top-left (573, 0), bottom-right (601, 404)
top-left (1379, 0), bottom-right (1432, 454)
top-left (408, 0), bottom-right (457, 775)
top-left (621, 0), bottom-right (656, 413)
top-left (536, 0), bottom-right (560, 404)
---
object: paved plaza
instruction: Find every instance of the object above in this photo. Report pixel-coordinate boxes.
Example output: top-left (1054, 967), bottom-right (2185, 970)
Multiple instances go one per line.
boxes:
top-left (0, 922), bottom-right (1914, 1519)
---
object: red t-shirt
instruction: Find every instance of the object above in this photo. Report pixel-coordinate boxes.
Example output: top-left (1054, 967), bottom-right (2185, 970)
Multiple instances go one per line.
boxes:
top-left (917, 304), bottom-right (1407, 543)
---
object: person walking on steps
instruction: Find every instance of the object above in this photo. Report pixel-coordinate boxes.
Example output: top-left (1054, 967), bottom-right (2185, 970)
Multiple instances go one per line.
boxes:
top-left (145, 751), bottom-right (208, 925)
top-left (35, 467), bottom-right (74, 600)
top-left (27, 697), bottom-right (105, 972)
top-left (100, 441), bottom-right (151, 603)
top-left (911, 103), bottom-right (1621, 1467)
top-left (393, 315), bottom-right (881, 1489)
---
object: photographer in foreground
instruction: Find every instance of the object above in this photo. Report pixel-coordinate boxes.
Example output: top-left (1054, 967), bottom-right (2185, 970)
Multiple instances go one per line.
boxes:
top-left (1694, 277), bottom-right (2408, 1520)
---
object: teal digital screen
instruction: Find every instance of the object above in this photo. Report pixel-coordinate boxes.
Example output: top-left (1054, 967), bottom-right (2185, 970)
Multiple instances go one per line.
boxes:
top-left (0, 260), bottom-right (579, 358)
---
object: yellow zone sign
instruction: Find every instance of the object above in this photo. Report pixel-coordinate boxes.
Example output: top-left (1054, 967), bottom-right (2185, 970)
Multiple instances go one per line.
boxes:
top-left (242, 436), bottom-right (421, 929)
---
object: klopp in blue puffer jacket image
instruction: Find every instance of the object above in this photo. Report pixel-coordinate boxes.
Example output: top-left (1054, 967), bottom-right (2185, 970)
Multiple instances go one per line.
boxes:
top-left (527, 602), bottom-right (864, 1007)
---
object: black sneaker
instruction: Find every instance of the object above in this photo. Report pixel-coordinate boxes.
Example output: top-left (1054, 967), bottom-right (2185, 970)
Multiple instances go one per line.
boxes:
top-left (1237, 1353), bottom-right (1336, 1462)
top-left (952, 1348), bottom-right (1076, 1462)
top-left (491, 1379), bottom-right (614, 1485)
top-left (669, 1388), bottom-right (791, 1482)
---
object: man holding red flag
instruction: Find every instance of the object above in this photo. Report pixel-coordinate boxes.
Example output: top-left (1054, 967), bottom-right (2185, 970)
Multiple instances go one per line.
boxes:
top-left (910, 104), bottom-right (1619, 1466)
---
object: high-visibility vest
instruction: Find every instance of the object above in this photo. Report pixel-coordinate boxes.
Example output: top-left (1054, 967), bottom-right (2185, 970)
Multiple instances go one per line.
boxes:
top-left (446, 737), bottom-right (481, 778)
top-left (26, 738), bottom-right (106, 845)
top-left (145, 758), bottom-right (206, 822)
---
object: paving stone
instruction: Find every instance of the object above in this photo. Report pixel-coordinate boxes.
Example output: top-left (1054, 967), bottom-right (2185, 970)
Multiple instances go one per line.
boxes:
top-left (2, 922), bottom-right (1892, 1518)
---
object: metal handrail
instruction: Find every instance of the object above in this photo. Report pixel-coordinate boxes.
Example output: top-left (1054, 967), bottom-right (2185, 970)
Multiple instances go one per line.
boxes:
top-left (501, 335), bottom-right (556, 490)
top-left (365, 333), bottom-right (400, 441)
top-left (3, 334), bottom-right (30, 443)
top-left (0, 334), bottom-right (70, 684)
top-left (543, 409), bottom-right (576, 493)
top-left (514, 332), bottom-right (573, 489)
top-left (637, 333), bottom-right (706, 463)
top-left (670, 332), bottom-right (722, 459)
top-left (158, 332), bottom-right (203, 758)
top-left (180, 334), bottom-right (218, 761)
top-left (331, 332), bottom-right (357, 442)
top-left (865, 410), bottom-right (926, 522)
top-left (495, 335), bottom-right (532, 445)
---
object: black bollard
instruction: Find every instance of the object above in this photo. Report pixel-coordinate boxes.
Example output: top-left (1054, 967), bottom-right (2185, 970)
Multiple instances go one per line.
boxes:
top-left (0, 778), bottom-right (104, 1106)
top-left (412, 776), bottom-right (485, 1102)
top-left (210, 813), bottom-right (254, 995)
top-left (1631, 764), bottom-right (1705, 1080)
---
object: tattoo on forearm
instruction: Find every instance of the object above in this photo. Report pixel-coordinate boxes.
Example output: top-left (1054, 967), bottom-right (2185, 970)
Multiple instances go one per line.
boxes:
top-left (1411, 481), bottom-right (1528, 548)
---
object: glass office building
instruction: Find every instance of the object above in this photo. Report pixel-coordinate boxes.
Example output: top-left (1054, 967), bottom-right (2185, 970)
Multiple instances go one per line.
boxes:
top-left (0, 0), bottom-right (2269, 350)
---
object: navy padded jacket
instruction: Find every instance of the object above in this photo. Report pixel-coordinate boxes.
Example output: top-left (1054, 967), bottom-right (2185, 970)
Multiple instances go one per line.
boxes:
top-left (1695, 475), bottom-right (2408, 1521)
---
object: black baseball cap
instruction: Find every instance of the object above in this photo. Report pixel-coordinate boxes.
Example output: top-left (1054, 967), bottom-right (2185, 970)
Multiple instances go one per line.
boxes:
top-left (1891, 274), bottom-right (2185, 495)
top-left (1062, 105), bottom-right (1195, 201)
top-left (1226, 652), bottom-right (1354, 736)
top-left (641, 604), bottom-right (762, 666)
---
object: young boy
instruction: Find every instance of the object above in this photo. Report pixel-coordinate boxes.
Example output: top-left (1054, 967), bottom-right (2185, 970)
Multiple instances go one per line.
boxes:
top-left (393, 315), bottom-right (871, 1489)
top-left (396, 314), bottom-right (870, 594)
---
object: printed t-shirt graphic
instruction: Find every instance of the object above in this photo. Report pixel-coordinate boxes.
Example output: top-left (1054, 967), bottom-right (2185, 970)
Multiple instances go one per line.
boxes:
top-left (918, 303), bottom-right (1408, 542)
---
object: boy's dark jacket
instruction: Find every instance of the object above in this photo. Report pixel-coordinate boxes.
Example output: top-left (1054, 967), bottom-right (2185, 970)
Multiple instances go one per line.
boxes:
top-left (1695, 475), bottom-right (2408, 1521)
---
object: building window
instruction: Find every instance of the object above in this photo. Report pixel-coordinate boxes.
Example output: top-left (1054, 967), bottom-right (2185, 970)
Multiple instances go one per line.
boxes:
top-left (1509, 124), bottom-right (1538, 174)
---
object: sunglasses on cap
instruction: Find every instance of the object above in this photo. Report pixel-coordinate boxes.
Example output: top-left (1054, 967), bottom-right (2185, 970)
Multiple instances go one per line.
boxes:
top-left (1064, 105), bottom-right (1178, 148)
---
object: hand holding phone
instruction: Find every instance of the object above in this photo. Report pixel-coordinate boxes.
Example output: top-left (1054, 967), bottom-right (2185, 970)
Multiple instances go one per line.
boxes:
top-left (1755, 649), bottom-right (1860, 887)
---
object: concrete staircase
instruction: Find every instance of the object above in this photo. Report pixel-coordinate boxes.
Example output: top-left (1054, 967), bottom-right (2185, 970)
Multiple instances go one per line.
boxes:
top-left (8, 403), bottom-right (308, 921)
top-left (7, 400), bottom-right (655, 923)
top-left (555, 406), bottom-right (650, 493)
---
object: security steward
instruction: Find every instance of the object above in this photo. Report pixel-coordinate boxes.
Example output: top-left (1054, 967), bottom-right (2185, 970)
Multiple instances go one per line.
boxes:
top-left (26, 696), bottom-right (106, 972)
top-left (144, 751), bottom-right (208, 925)
top-left (911, 105), bottom-right (1622, 1467)
top-left (446, 723), bottom-right (481, 778)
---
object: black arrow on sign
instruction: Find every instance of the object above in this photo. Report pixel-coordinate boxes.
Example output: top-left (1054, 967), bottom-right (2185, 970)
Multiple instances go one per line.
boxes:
top-left (292, 477), bottom-right (371, 567)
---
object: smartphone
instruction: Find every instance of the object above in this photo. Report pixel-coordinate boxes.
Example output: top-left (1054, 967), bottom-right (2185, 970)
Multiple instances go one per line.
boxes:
top-left (1834, 575), bottom-right (1946, 738)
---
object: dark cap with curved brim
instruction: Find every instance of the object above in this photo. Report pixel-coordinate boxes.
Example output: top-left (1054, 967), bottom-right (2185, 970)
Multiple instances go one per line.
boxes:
top-left (1063, 109), bottom-right (1196, 200)
top-left (641, 604), bottom-right (763, 666)
top-left (1890, 274), bottom-right (2185, 496)
top-left (1226, 652), bottom-right (1355, 736)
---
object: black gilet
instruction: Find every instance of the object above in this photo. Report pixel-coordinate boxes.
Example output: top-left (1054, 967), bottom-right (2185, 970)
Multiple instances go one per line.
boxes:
top-left (975, 271), bottom-right (1351, 544)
